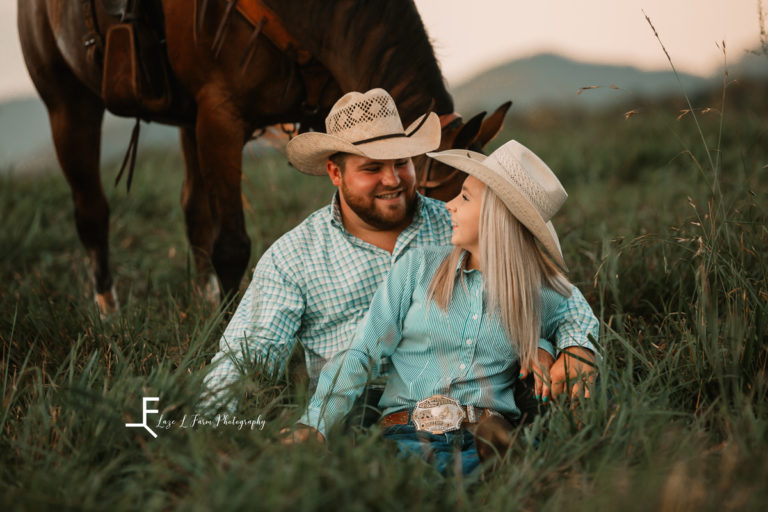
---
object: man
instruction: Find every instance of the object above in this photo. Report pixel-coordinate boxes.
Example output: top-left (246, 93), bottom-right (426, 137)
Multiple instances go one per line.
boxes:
top-left (202, 88), bottom-right (451, 414)
top-left (201, 89), bottom-right (595, 420)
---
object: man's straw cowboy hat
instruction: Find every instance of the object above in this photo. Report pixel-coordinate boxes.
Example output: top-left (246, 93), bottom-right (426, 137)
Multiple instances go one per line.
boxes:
top-left (287, 88), bottom-right (440, 175)
top-left (428, 140), bottom-right (569, 270)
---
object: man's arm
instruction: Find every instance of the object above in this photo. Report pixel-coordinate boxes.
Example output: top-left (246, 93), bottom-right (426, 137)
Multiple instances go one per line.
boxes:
top-left (200, 246), bottom-right (305, 413)
top-left (549, 346), bottom-right (596, 399)
top-left (541, 286), bottom-right (600, 399)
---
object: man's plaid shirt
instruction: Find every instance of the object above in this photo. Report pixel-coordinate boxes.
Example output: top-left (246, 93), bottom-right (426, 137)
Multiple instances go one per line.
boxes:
top-left (202, 193), bottom-right (453, 411)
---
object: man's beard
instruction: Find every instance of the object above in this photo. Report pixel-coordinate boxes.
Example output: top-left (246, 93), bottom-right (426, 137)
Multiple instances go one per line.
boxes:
top-left (340, 182), bottom-right (418, 230)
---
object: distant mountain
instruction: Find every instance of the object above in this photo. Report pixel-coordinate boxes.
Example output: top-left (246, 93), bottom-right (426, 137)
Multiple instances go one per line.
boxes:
top-left (0, 95), bottom-right (298, 177)
top-left (0, 98), bottom-right (51, 172)
top-left (0, 97), bottom-right (182, 176)
top-left (452, 53), bottom-right (716, 114)
top-left (723, 48), bottom-right (768, 81)
top-left (3, 51), bottom-right (766, 175)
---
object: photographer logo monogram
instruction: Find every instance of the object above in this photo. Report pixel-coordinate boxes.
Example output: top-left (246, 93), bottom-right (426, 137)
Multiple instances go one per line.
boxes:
top-left (125, 397), bottom-right (266, 438)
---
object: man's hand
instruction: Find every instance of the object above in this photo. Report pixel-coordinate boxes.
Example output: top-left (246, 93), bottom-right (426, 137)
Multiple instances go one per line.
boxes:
top-left (519, 347), bottom-right (556, 402)
top-left (279, 425), bottom-right (325, 445)
top-left (549, 347), bottom-right (597, 399)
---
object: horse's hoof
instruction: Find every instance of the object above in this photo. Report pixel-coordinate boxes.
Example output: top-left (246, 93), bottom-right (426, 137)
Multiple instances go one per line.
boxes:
top-left (202, 274), bottom-right (221, 306)
top-left (95, 286), bottom-right (119, 317)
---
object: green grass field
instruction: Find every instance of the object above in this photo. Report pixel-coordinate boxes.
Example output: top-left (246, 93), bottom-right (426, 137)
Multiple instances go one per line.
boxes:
top-left (1, 76), bottom-right (766, 510)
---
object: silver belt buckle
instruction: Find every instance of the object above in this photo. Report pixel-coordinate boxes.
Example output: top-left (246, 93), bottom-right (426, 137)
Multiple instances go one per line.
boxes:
top-left (412, 395), bottom-right (466, 434)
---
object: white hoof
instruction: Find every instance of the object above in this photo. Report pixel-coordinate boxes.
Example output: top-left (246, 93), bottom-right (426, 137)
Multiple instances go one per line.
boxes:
top-left (95, 286), bottom-right (119, 317)
top-left (204, 274), bottom-right (221, 306)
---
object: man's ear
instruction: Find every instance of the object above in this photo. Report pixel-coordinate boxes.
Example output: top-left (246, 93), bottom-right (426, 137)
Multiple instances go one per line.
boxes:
top-left (327, 160), bottom-right (342, 187)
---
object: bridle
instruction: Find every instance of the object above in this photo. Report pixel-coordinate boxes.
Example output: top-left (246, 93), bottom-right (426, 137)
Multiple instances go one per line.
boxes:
top-left (417, 113), bottom-right (464, 195)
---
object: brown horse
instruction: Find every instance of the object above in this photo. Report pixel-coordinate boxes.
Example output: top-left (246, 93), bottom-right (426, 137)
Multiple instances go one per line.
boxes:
top-left (18, 0), bottom-right (511, 313)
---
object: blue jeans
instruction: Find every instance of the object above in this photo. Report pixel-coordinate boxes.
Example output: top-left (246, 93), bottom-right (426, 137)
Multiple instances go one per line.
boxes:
top-left (382, 424), bottom-right (480, 476)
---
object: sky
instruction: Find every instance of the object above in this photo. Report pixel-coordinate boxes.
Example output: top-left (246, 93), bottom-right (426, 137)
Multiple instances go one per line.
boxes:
top-left (1, 0), bottom-right (763, 101)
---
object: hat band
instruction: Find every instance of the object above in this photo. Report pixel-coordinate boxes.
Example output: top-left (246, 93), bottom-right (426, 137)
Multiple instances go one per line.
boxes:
top-left (352, 132), bottom-right (407, 146)
top-left (350, 110), bottom-right (431, 146)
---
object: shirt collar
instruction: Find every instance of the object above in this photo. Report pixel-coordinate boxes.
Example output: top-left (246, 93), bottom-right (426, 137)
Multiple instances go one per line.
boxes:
top-left (454, 250), bottom-right (479, 274)
top-left (330, 191), bottom-right (344, 230)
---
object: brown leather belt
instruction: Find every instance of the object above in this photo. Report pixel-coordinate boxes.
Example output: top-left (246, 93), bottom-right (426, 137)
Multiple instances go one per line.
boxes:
top-left (380, 396), bottom-right (502, 434)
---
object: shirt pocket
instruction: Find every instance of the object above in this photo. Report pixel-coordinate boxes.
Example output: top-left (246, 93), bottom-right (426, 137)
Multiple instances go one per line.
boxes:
top-left (474, 322), bottom-right (518, 364)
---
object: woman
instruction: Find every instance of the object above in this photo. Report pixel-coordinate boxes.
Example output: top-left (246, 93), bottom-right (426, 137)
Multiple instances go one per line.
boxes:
top-left (292, 140), bottom-right (599, 475)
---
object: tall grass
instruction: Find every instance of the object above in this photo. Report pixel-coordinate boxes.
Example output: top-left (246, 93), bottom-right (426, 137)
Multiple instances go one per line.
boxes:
top-left (1, 77), bottom-right (767, 511)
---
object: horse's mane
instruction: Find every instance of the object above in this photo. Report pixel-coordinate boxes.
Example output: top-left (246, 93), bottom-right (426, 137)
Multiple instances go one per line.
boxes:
top-left (266, 0), bottom-right (454, 122)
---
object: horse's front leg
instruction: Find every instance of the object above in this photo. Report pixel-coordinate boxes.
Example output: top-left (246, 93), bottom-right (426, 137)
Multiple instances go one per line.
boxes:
top-left (49, 98), bottom-right (117, 315)
top-left (19, 0), bottom-right (116, 315)
top-left (180, 125), bottom-right (220, 304)
top-left (193, 90), bottom-right (251, 300)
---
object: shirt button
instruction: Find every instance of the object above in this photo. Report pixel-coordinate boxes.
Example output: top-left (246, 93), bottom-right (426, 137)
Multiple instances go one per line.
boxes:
top-left (472, 314), bottom-right (478, 320)
top-left (466, 339), bottom-right (472, 345)
top-left (459, 363), bottom-right (466, 370)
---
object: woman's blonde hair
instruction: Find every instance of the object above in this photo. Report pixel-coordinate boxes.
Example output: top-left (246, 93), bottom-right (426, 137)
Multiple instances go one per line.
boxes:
top-left (427, 186), bottom-right (572, 369)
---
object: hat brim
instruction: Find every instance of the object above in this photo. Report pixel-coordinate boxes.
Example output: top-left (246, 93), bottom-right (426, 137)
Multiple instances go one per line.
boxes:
top-left (426, 149), bottom-right (567, 271)
top-left (287, 113), bottom-right (441, 175)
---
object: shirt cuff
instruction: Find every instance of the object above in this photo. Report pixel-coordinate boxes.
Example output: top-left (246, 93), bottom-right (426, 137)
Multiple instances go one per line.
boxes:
top-left (557, 336), bottom-right (601, 364)
top-left (537, 338), bottom-right (556, 359)
top-left (297, 409), bottom-right (329, 439)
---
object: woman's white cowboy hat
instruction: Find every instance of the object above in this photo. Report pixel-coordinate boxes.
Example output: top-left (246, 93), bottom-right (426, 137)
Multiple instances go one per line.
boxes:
top-left (428, 140), bottom-right (569, 270)
top-left (286, 88), bottom-right (440, 175)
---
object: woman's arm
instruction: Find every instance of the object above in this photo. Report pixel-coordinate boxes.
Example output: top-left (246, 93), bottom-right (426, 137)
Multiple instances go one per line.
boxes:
top-left (295, 250), bottom-right (422, 438)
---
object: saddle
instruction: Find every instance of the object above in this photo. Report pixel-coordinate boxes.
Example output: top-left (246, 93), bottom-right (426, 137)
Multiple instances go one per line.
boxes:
top-left (215, 0), bottom-right (333, 129)
top-left (100, 0), bottom-right (129, 17)
top-left (99, 0), bottom-right (173, 116)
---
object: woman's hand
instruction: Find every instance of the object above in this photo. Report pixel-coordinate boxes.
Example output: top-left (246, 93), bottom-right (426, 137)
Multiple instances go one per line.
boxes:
top-left (519, 347), bottom-right (556, 402)
top-left (549, 347), bottom-right (596, 399)
top-left (279, 425), bottom-right (325, 445)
